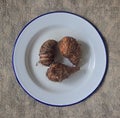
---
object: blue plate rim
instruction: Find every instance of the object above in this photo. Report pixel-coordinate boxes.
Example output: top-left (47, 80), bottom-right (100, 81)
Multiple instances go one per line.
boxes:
top-left (12, 11), bottom-right (108, 107)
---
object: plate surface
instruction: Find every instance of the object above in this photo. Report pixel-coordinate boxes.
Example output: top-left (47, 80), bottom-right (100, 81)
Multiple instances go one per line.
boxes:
top-left (12, 11), bottom-right (107, 106)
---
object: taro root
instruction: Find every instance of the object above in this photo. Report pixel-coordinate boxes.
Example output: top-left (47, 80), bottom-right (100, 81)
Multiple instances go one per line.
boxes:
top-left (39, 40), bottom-right (57, 66)
top-left (58, 36), bottom-right (81, 66)
top-left (46, 63), bottom-right (80, 82)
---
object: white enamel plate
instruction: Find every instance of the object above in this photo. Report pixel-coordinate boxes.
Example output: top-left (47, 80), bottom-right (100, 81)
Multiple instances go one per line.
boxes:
top-left (12, 11), bottom-right (107, 106)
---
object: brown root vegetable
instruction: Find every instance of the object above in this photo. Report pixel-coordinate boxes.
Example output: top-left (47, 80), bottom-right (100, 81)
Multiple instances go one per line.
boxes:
top-left (58, 36), bottom-right (81, 66)
top-left (39, 40), bottom-right (57, 66)
top-left (46, 63), bottom-right (80, 82)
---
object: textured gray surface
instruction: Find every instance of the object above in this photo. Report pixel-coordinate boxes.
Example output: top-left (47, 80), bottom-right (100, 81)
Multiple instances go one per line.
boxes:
top-left (0, 0), bottom-right (120, 118)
